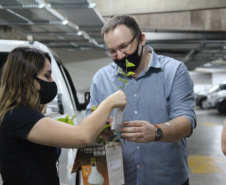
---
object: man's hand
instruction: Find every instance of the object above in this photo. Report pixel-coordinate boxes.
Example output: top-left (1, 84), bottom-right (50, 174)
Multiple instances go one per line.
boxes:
top-left (120, 121), bottom-right (156, 143)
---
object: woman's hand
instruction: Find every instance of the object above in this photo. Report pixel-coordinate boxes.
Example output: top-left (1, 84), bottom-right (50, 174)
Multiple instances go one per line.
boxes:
top-left (107, 90), bottom-right (127, 111)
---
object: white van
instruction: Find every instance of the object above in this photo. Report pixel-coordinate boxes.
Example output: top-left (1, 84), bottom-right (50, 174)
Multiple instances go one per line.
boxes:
top-left (0, 40), bottom-right (89, 184)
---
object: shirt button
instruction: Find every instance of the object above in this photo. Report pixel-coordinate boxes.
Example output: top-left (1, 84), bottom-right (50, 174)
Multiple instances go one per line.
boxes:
top-left (137, 164), bottom-right (140, 168)
top-left (134, 80), bottom-right (137, 83)
top-left (134, 94), bottom-right (137, 97)
top-left (137, 146), bottom-right (140, 149)
top-left (135, 111), bottom-right (138, 114)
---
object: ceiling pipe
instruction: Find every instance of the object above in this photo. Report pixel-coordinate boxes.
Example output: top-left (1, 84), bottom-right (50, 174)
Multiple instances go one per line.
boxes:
top-left (24, 32), bottom-right (83, 37)
top-left (0, 2), bottom-right (95, 9)
top-left (50, 3), bottom-right (96, 9)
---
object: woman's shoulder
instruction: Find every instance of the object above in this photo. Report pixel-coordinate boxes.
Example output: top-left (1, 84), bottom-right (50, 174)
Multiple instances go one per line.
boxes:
top-left (1, 106), bottom-right (46, 139)
top-left (9, 105), bottom-right (39, 115)
top-left (5, 106), bottom-right (44, 123)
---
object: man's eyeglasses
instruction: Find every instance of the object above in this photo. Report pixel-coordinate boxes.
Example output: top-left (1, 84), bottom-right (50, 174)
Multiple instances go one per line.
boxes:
top-left (105, 34), bottom-right (139, 57)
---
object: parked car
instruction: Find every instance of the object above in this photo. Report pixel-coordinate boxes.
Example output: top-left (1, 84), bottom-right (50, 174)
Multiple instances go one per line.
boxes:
top-left (215, 97), bottom-right (226, 115)
top-left (0, 40), bottom-right (90, 184)
top-left (195, 83), bottom-right (226, 109)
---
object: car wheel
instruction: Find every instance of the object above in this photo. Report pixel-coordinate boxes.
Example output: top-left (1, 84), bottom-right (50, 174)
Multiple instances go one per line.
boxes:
top-left (222, 101), bottom-right (226, 115)
top-left (215, 98), bottom-right (226, 114)
top-left (200, 98), bottom-right (209, 109)
top-left (217, 107), bottom-right (223, 114)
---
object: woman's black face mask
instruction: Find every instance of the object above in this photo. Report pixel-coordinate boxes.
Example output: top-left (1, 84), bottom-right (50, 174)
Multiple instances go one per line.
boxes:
top-left (35, 77), bottom-right (58, 104)
top-left (113, 43), bottom-right (143, 72)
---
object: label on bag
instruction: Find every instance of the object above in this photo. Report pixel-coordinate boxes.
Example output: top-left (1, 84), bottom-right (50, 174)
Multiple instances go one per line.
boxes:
top-left (71, 142), bottom-right (125, 185)
top-left (105, 142), bottom-right (124, 185)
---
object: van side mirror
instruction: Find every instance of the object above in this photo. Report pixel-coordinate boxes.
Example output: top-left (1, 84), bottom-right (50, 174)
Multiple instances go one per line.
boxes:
top-left (57, 94), bottom-right (64, 114)
top-left (84, 92), bottom-right (90, 105)
top-left (75, 91), bottom-right (90, 111)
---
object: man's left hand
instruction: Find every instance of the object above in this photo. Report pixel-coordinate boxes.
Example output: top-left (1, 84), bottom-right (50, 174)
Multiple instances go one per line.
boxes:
top-left (120, 121), bottom-right (156, 143)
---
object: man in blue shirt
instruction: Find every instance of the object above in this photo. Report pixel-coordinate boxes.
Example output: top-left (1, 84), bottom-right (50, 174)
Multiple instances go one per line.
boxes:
top-left (86, 15), bottom-right (196, 185)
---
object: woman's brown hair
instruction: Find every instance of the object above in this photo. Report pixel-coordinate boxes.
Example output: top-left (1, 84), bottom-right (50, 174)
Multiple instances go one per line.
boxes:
top-left (0, 47), bottom-right (51, 123)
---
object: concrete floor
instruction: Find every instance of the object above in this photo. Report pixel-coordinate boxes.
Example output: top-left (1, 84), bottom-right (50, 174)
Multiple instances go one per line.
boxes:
top-left (1, 108), bottom-right (226, 185)
top-left (188, 108), bottom-right (226, 185)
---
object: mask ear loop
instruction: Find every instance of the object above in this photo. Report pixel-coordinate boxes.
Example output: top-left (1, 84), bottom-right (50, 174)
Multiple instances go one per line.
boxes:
top-left (139, 45), bottom-right (144, 61)
top-left (135, 33), bottom-right (143, 58)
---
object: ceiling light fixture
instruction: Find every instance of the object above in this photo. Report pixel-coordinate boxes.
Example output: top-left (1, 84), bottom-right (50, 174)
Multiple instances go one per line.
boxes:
top-left (62, 20), bottom-right (68, 25)
top-left (56, 36), bottom-right (64, 40)
top-left (88, 3), bottom-right (96, 9)
top-left (38, 3), bottom-right (45, 8)
top-left (70, 42), bottom-right (78, 47)
top-left (34, 0), bottom-right (45, 8)
top-left (76, 31), bottom-right (82, 36)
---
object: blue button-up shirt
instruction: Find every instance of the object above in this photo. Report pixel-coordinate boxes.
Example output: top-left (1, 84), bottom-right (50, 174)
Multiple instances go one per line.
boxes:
top-left (86, 47), bottom-right (196, 185)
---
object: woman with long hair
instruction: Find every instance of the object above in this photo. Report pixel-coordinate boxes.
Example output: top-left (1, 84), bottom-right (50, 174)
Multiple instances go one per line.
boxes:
top-left (0, 47), bottom-right (127, 185)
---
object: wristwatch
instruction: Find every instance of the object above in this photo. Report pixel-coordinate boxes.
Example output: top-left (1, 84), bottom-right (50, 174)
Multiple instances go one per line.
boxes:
top-left (154, 124), bottom-right (163, 141)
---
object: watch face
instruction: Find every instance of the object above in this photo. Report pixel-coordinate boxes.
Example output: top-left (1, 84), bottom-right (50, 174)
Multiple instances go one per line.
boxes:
top-left (156, 128), bottom-right (163, 137)
top-left (155, 128), bottom-right (163, 141)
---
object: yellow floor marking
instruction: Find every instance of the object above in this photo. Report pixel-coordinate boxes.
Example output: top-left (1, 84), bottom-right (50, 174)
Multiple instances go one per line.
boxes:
top-left (200, 122), bottom-right (221, 127)
top-left (188, 155), bottom-right (224, 173)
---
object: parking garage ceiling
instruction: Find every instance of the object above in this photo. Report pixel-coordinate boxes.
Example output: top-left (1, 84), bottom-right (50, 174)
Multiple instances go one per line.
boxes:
top-left (0, 0), bottom-right (225, 70)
